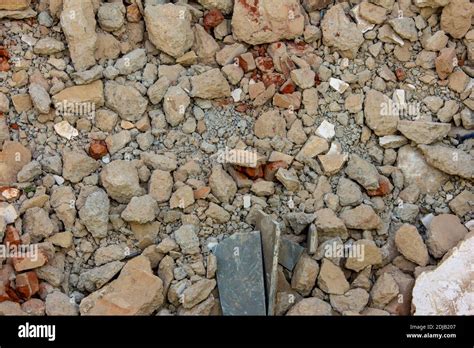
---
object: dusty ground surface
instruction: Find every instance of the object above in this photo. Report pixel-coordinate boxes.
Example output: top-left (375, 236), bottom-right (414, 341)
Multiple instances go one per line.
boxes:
top-left (0, 0), bottom-right (472, 316)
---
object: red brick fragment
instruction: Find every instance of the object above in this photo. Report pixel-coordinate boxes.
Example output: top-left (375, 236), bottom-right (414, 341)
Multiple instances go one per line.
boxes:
top-left (89, 140), bottom-right (108, 160)
top-left (15, 271), bottom-right (39, 300)
top-left (203, 9), bottom-right (224, 31)
top-left (264, 161), bottom-right (288, 181)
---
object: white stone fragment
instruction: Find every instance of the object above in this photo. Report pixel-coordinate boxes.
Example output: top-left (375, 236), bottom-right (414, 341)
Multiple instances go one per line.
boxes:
top-left (350, 5), bottom-right (375, 33)
top-left (0, 203), bottom-right (18, 224)
top-left (421, 213), bottom-right (435, 229)
top-left (231, 88), bottom-right (242, 102)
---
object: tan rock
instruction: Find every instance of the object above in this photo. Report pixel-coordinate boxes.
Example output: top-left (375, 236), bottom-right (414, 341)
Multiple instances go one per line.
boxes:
top-left (364, 89), bottom-right (398, 136)
top-left (190, 69), bottom-right (230, 99)
top-left (448, 70), bottom-right (470, 93)
top-left (397, 120), bottom-right (450, 145)
top-left (435, 47), bottom-right (457, 79)
top-left (359, 1), bottom-right (387, 24)
top-left (0, 141), bottom-right (31, 185)
top-left (286, 297), bottom-right (332, 315)
top-left (0, 0), bottom-right (31, 11)
top-left (418, 144), bottom-right (474, 180)
top-left (317, 259), bottom-right (350, 295)
top-left (60, 0), bottom-right (97, 71)
top-left (182, 279), bottom-right (216, 309)
top-left (315, 208), bottom-right (348, 241)
top-left (412, 233), bottom-right (474, 315)
top-left (345, 239), bottom-right (382, 272)
top-left (254, 109), bottom-right (286, 139)
top-left (371, 273), bottom-right (399, 307)
top-left (449, 190), bottom-right (474, 217)
top-left (291, 254), bottom-right (319, 296)
top-left (440, 0), bottom-right (473, 39)
top-left (231, 0), bottom-right (304, 45)
top-left (340, 204), bottom-right (381, 230)
top-left (144, 4), bottom-right (194, 58)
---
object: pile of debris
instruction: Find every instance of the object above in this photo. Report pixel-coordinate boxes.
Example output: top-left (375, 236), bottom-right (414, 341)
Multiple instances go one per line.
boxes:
top-left (0, 0), bottom-right (473, 316)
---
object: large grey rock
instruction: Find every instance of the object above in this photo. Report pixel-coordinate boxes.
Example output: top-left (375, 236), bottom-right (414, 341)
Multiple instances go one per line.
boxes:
top-left (215, 231), bottom-right (267, 315)
top-left (105, 82), bottom-right (148, 122)
top-left (100, 160), bottom-right (144, 203)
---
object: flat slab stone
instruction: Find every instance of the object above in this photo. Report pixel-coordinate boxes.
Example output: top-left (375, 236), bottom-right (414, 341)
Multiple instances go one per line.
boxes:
top-left (215, 231), bottom-right (266, 315)
top-left (255, 210), bottom-right (281, 316)
top-left (279, 237), bottom-right (304, 271)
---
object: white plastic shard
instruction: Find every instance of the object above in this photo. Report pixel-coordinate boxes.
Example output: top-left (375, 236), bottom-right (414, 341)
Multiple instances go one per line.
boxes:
top-left (316, 120), bottom-right (336, 141)
top-left (54, 120), bottom-right (78, 140)
top-left (329, 78), bottom-right (349, 94)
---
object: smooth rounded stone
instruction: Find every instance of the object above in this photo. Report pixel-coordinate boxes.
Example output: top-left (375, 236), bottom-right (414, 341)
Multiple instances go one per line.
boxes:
top-left (97, 2), bottom-right (125, 32)
top-left (291, 254), bottom-right (319, 296)
top-left (336, 178), bottom-right (362, 207)
top-left (33, 37), bottom-right (65, 55)
top-left (105, 82), bottom-right (148, 122)
top-left (412, 234), bottom-right (474, 315)
top-left (370, 273), bottom-right (399, 308)
top-left (62, 149), bottom-right (99, 184)
top-left (100, 160), bottom-right (144, 203)
top-left (317, 259), bottom-right (350, 295)
top-left (45, 291), bottom-right (78, 316)
top-left (340, 204), bottom-right (381, 230)
top-left (345, 239), bottom-right (383, 272)
top-left (426, 214), bottom-right (468, 258)
top-left (231, 0), bottom-right (304, 45)
top-left (144, 4), bottom-right (194, 58)
top-left (321, 4), bottom-right (363, 59)
top-left (148, 169), bottom-right (173, 203)
top-left (395, 224), bottom-right (429, 266)
top-left (286, 297), bottom-right (332, 315)
top-left (330, 288), bottom-right (369, 314)
top-left (121, 195), bottom-right (158, 224)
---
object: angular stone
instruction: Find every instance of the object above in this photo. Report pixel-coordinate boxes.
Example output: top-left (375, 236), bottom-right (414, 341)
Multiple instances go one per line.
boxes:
top-left (182, 279), bottom-right (216, 309)
top-left (321, 4), bottom-right (364, 58)
top-left (388, 17), bottom-right (417, 42)
top-left (28, 83), bottom-right (50, 114)
top-left (255, 210), bottom-right (281, 315)
top-left (440, 0), bottom-right (472, 39)
top-left (215, 231), bottom-right (266, 315)
top-left (418, 145), bottom-right (474, 180)
top-left (395, 224), bottom-right (429, 266)
top-left (149, 169), bottom-right (173, 203)
top-left (62, 149), bottom-right (99, 183)
top-left (315, 208), bottom-right (348, 241)
top-left (275, 168), bottom-right (300, 192)
top-left (426, 214), bottom-right (468, 258)
top-left (291, 254), bottom-right (319, 296)
top-left (174, 225), bottom-right (200, 255)
top-left (340, 204), bottom-right (381, 230)
top-left (449, 190), bottom-right (474, 217)
top-left (285, 212), bottom-right (316, 235)
top-left (0, 0), bottom-right (31, 11)
top-left (100, 160), bottom-right (143, 203)
top-left (77, 261), bottom-right (124, 292)
top-left (317, 259), bottom-right (350, 295)
top-left (144, 4), bottom-right (194, 58)
top-left (295, 136), bottom-right (328, 163)
top-left (279, 237), bottom-right (304, 272)
top-left (105, 82), bottom-right (148, 122)
top-left (412, 234), bottom-right (474, 315)
top-left (33, 37), bottom-right (64, 55)
top-left (345, 154), bottom-right (379, 191)
top-left (371, 273), bottom-right (399, 307)
top-left (345, 239), bottom-right (382, 272)
top-left (209, 165), bottom-right (236, 204)
top-left (122, 195), bottom-right (157, 224)
top-left (330, 288), bottom-right (369, 314)
top-left (80, 256), bottom-right (164, 315)
top-left (337, 178), bottom-right (362, 207)
top-left (397, 120), bottom-right (450, 144)
top-left (53, 80), bottom-right (104, 108)
top-left (190, 69), bottom-right (230, 99)
top-left (359, 2), bottom-right (387, 24)
top-left (231, 0), bottom-right (304, 45)
top-left (163, 86), bottom-right (190, 126)
top-left (286, 297), bottom-right (332, 315)
top-left (23, 207), bottom-right (54, 241)
top-left (396, 145), bottom-right (448, 194)
top-left (114, 48), bottom-right (146, 75)
top-left (364, 89), bottom-right (398, 136)
top-left (254, 110), bottom-right (286, 139)
top-left (60, 0), bottom-right (97, 71)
